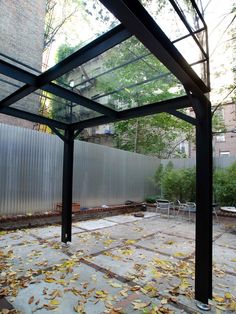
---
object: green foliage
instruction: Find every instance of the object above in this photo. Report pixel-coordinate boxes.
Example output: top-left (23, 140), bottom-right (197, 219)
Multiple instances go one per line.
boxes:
top-left (153, 164), bottom-right (196, 202)
top-left (162, 167), bottom-right (196, 202)
top-left (47, 43), bottom-right (80, 123)
top-left (55, 43), bottom-right (78, 63)
top-left (82, 35), bottom-right (193, 157)
top-left (145, 195), bottom-right (161, 203)
top-left (214, 162), bottom-right (236, 206)
top-left (152, 161), bottom-right (236, 206)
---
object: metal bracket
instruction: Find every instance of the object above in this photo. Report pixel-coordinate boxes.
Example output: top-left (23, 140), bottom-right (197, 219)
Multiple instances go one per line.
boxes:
top-left (50, 126), bottom-right (66, 142)
top-left (73, 128), bottom-right (84, 140)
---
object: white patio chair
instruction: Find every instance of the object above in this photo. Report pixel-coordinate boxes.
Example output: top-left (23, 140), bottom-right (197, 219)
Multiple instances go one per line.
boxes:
top-left (156, 199), bottom-right (171, 218)
top-left (176, 200), bottom-right (196, 221)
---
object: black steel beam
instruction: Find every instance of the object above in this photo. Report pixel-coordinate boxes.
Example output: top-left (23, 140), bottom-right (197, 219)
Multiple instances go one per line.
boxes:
top-left (166, 109), bottom-right (197, 125)
top-left (195, 99), bottom-right (212, 305)
top-left (61, 129), bottom-right (74, 243)
top-left (0, 25), bottom-right (131, 109)
top-left (71, 95), bottom-right (195, 130)
top-left (0, 59), bottom-right (118, 118)
top-left (1, 106), bottom-right (68, 130)
top-left (99, 0), bottom-right (209, 97)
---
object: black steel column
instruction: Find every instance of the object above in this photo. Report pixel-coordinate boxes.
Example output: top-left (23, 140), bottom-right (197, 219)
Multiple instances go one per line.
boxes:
top-left (61, 128), bottom-right (74, 243)
top-left (195, 100), bottom-right (213, 305)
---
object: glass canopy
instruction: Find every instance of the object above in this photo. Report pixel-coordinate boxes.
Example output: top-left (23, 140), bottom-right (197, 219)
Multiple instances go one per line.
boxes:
top-left (57, 36), bottom-right (186, 114)
top-left (0, 0), bottom-right (209, 126)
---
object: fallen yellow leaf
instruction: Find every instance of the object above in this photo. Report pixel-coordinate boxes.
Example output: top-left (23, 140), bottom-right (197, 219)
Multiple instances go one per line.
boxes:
top-left (214, 296), bottom-right (225, 303)
top-left (44, 277), bottom-right (57, 283)
top-left (174, 252), bottom-right (186, 257)
top-left (224, 292), bottom-right (232, 299)
top-left (50, 299), bottom-right (60, 306)
top-left (109, 282), bottom-right (122, 288)
top-left (132, 301), bottom-right (151, 310)
top-left (124, 240), bottom-right (136, 245)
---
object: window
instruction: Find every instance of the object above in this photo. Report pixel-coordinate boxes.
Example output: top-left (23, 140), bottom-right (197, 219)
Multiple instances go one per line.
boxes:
top-left (220, 151), bottom-right (230, 156)
top-left (216, 133), bottom-right (225, 142)
top-left (179, 141), bottom-right (186, 154)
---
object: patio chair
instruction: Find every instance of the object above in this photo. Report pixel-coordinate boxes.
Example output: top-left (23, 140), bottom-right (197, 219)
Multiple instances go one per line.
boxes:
top-left (156, 199), bottom-right (172, 218)
top-left (176, 200), bottom-right (196, 221)
top-left (212, 204), bottom-right (219, 223)
top-left (177, 201), bottom-right (219, 222)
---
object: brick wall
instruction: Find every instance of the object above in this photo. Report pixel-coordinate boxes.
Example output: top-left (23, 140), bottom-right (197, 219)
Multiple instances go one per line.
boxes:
top-left (0, 0), bottom-right (46, 128)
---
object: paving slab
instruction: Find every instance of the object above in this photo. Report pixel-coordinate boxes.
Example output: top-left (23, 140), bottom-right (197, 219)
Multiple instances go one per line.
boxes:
top-left (7, 263), bottom-right (133, 314)
top-left (0, 230), bottom-right (37, 248)
top-left (89, 245), bottom-right (185, 287)
top-left (136, 232), bottom-right (194, 258)
top-left (215, 231), bottom-right (236, 249)
top-left (73, 219), bottom-right (117, 230)
top-left (105, 212), bottom-right (158, 224)
top-left (29, 225), bottom-right (83, 240)
top-left (213, 272), bottom-right (236, 297)
top-left (100, 216), bottom-right (181, 241)
top-left (64, 230), bottom-right (122, 256)
top-left (1, 242), bottom-right (69, 276)
top-left (167, 221), bottom-right (196, 239)
top-left (213, 244), bottom-right (236, 273)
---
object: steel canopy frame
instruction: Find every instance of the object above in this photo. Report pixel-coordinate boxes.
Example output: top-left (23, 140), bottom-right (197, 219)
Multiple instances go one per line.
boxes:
top-left (0, 0), bottom-right (212, 308)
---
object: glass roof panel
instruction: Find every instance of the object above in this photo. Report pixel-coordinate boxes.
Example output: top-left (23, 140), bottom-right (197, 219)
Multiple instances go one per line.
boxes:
top-left (141, 0), bottom-right (188, 41)
top-left (141, 0), bottom-right (206, 75)
top-left (56, 36), bottom-right (185, 111)
top-left (174, 33), bottom-right (204, 64)
top-left (45, 0), bottom-right (120, 68)
top-left (10, 91), bottom-right (102, 124)
top-left (171, 0), bottom-right (204, 31)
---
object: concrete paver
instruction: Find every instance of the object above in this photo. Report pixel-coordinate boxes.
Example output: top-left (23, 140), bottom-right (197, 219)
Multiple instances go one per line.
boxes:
top-left (29, 225), bottom-right (83, 240)
top-left (73, 219), bottom-right (117, 230)
top-left (136, 232), bottom-right (194, 258)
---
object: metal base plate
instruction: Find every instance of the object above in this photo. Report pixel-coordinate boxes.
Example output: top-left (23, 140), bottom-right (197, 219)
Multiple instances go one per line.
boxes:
top-left (196, 301), bottom-right (211, 311)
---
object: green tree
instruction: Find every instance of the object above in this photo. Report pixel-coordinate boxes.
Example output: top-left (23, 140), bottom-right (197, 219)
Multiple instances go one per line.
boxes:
top-left (92, 36), bottom-right (193, 157)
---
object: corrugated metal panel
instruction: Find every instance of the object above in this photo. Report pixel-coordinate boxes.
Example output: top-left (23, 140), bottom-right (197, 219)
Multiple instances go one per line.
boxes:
top-left (0, 124), bottom-right (63, 215)
top-left (0, 124), bottom-right (159, 215)
top-left (73, 142), bottom-right (159, 207)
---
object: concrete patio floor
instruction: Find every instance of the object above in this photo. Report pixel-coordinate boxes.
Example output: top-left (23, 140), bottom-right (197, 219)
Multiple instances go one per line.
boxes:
top-left (0, 211), bottom-right (236, 313)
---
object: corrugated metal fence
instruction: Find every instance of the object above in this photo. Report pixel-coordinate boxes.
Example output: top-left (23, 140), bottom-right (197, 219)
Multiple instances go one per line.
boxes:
top-left (0, 124), bottom-right (159, 215)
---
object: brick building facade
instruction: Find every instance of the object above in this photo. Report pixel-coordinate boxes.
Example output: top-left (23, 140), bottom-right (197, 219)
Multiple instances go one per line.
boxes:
top-left (0, 0), bottom-right (46, 128)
